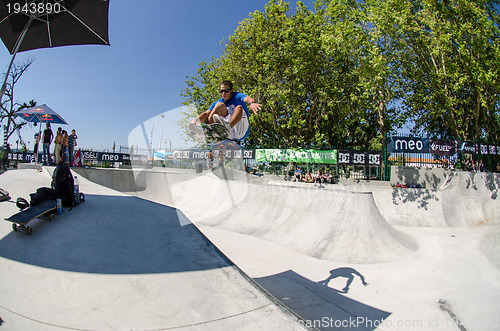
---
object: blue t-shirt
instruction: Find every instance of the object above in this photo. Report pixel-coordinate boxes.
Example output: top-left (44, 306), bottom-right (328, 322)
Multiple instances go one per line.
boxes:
top-left (209, 92), bottom-right (249, 118)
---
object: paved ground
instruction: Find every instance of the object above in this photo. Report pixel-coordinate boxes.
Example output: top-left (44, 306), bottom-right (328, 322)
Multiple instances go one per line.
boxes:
top-left (0, 168), bottom-right (306, 330)
top-left (1, 166), bottom-right (499, 330)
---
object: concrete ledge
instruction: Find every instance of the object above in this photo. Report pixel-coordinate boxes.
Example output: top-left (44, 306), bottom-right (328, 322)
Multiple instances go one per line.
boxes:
top-left (16, 163), bottom-right (41, 170)
top-left (391, 166), bottom-right (453, 189)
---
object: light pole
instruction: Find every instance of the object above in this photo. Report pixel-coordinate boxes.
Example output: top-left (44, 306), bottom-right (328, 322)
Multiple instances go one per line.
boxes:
top-left (159, 114), bottom-right (165, 150)
top-left (164, 138), bottom-right (172, 151)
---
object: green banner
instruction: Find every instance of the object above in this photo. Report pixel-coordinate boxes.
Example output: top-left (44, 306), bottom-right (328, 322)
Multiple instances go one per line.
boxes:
top-left (255, 149), bottom-right (337, 164)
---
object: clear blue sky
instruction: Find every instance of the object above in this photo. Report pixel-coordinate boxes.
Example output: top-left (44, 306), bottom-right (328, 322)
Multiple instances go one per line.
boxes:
top-left (1, 0), bottom-right (316, 152)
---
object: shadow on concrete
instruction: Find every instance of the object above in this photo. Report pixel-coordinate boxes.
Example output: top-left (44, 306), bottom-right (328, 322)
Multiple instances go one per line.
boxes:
top-left (0, 194), bottom-right (231, 274)
top-left (485, 173), bottom-right (500, 200)
top-left (317, 268), bottom-right (369, 293)
top-left (255, 270), bottom-right (390, 330)
top-left (471, 172), bottom-right (500, 200)
top-left (391, 187), bottom-right (439, 210)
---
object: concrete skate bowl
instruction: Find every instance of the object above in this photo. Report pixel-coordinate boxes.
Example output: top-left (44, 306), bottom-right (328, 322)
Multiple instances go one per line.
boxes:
top-left (361, 186), bottom-right (447, 227)
top-left (73, 167), bottom-right (418, 264)
top-left (441, 171), bottom-right (500, 227)
top-left (167, 169), bottom-right (419, 264)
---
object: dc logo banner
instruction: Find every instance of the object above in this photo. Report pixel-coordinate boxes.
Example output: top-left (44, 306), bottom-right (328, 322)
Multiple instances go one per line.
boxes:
top-left (368, 153), bottom-right (381, 166)
top-left (338, 151), bottom-right (382, 167)
top-left (352, 153), bottom-right (365, 165)
top-left (338, 152), bottom-right (351, 164)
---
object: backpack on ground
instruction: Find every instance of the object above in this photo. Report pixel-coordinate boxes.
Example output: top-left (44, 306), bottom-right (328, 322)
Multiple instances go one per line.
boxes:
top-left (30, 187), bottom-right (57, 207)
top-left (51, 163), bottom-right (75, 207)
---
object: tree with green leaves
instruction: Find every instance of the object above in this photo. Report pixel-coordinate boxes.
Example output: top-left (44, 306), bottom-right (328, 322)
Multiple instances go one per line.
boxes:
top-left (392, 0), bottom-right (500, 142)
top-left (182, 0), bottom-right (499, 149)
top-left (182, 0), bottom-right (391, 149)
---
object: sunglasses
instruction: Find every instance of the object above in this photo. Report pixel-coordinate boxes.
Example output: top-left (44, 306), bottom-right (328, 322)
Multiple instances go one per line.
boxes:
top-left (219, 89), bottom-right (231, 93)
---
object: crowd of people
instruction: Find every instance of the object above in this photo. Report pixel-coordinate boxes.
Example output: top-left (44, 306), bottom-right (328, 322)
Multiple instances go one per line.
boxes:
top-left (206, 149), bottom-right (225, 169)
top-left (38, 123), bottom-right (78, 166)
top-left (293, 166), bottom-right (336, 184)
top-left (460, 158), bottom-right (500, 173)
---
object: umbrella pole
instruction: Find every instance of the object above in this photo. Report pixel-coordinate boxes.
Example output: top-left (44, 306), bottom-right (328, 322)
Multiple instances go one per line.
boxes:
top-left (0, 17), bottom-right (35, 103)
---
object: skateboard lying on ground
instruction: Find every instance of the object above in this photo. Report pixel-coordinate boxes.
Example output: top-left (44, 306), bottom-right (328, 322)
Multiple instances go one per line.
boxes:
top-left (5, 199), bottom-right (57, 235)
top-left (187, 123), bottom-right (230, 143)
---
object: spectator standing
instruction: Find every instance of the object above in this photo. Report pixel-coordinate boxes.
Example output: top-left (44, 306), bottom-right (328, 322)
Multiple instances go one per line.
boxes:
top-left (53, 127), bottom-right (63, 165)
top-left (62, 130), bottom-right (69, 163)
top-left (68, 129), bottom-right (78, 165)
top-left (207, 150), bottom-right (214, 169)
top-left (218, 149), bottom-right (224, 168)
top-left (33, 132), bottom-right (40, 163)
top-left (42, 123), bottom-right (53, 165)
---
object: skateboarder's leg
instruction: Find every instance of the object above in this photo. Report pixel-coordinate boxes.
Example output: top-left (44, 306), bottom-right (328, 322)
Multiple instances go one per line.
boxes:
top-left (208, 102), bottom-right (229, 124)
top-left (342, 275), bottom-right (355, 292)
top-left (229, 105), bottom-right (243, 128)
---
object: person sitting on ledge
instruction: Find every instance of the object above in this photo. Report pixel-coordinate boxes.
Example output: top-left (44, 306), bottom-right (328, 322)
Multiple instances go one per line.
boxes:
top-left (323, 170), bottom-right (333, 184)
top-left (315, 170), bottom-right (324, 184)
top-left (294, 167), bottom-right (303, 182)
top-left (304, 171), bottom-right (315, 183)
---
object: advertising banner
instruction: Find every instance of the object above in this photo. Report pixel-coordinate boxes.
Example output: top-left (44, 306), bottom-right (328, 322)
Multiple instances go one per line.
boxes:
top-left (172, 149), bottom-right (255, 161)
top-left (479, 144), bottom-right (500, 156)
top-left (82, 151), bottom-right (131, 162)
top-left (255, 149), bottom-right (337, 164)
top-left (429, 139), bottom-right (456, 155)
top-left (388, 137), bottom-right (430, 153)
top-left (456, 141), bottom-right (477, 154)
top-left (7, 152), bottom-right (39, 163)
top-left (338, 151), bottom-right (382, 167)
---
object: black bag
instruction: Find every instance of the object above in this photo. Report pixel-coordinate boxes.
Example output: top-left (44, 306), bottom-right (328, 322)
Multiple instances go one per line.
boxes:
top-left (51, 163), bottom-right (75, 207)
top-left (30, 187), bottom-right (57, 206)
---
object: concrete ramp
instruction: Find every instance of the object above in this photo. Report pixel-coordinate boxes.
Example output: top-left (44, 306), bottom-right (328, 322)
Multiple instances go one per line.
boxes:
top-left (167, 169), bottom-right (419, 264)
top-left (358, 185), bottom-right (448, 227)
top-left (442, 171), bottom-right (500, 226)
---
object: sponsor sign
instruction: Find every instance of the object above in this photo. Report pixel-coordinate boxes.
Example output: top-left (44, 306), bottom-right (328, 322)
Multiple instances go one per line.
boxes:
top-left (172, 149), bottom-right (255, 161)
top-left (338, 151), bottom-right (382, 167)
top-left (255, 149), bottom-right (337, 164)
top-left (479, 144), bottom-right (500, 156)
top-left (7, 152), bottom-right (39, 163)
top-left (456, 141), bottom-right (477, 154)
top-left (82, 151), bottom-right (131, 162)
top-left (429, 139), bottom-right (456, 155)
top-left (388, 137), bottom-right (429, 153)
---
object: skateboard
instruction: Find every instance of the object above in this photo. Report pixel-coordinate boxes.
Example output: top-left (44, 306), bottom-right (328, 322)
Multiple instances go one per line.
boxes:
top-left (187, 123), bottom-right (230, 143)
top-left (5, 199), bottom-right (57, 235)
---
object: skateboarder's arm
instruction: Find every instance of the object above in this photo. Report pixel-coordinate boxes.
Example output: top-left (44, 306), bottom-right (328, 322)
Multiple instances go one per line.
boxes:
top-left (243, 96), bottom-right (262, 115)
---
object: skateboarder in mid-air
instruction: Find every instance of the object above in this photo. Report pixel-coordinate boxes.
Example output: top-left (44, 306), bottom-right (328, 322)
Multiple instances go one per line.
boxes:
top-left (188, 80), bottom-right (262, 141)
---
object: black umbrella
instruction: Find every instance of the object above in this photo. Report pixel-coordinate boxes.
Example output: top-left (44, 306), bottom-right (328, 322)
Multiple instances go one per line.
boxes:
top-left (0, 0), bottom-right (110, 99)
top-left (0, 0), bottom-right (110, 54)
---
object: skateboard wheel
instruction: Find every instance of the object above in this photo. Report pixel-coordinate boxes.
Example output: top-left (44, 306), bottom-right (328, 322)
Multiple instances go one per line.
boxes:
top-left (27, 227), bottom-right (32, 235)
top-left (12, 224), bottom-right (17, 232)
top-left (49, 214), bottom-right (54, 220)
